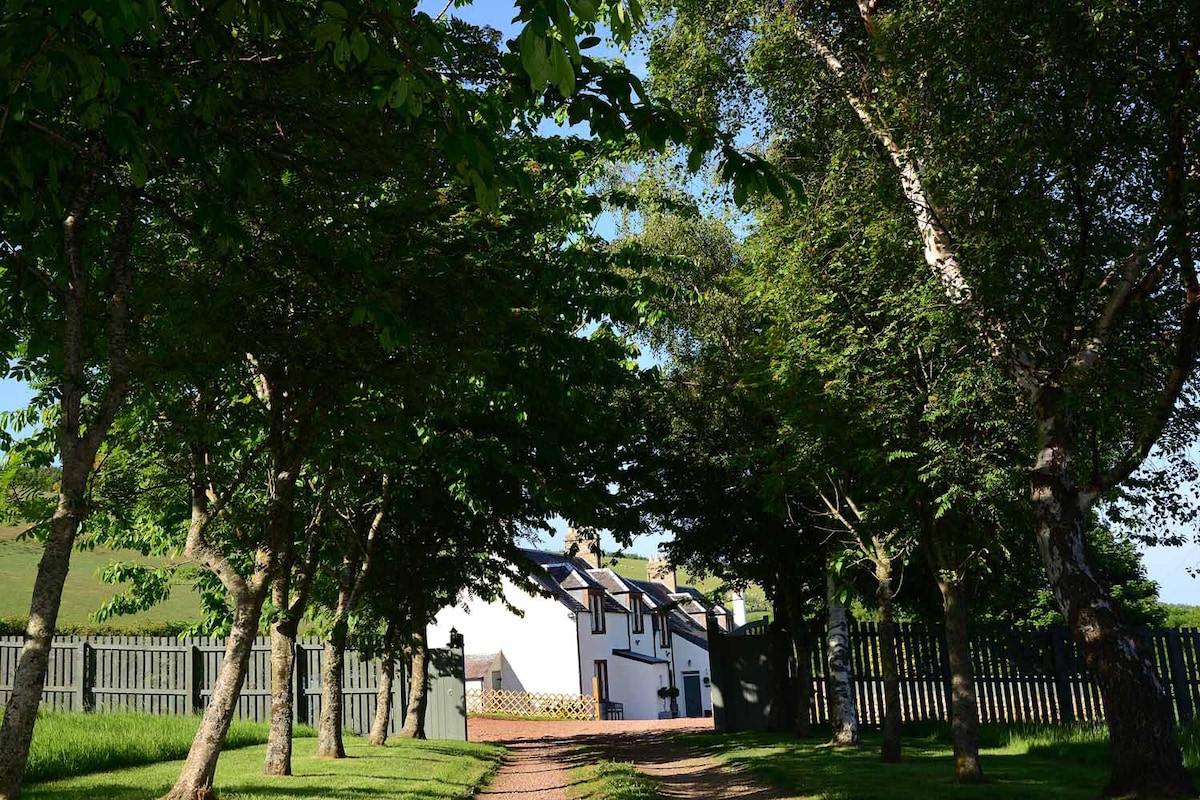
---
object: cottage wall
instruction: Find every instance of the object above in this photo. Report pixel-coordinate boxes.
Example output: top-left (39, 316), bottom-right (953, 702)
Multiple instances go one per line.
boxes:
top-left (429, 577), bottom-right (580, 695)
top-left (668, 634), bottom-right (714, 716)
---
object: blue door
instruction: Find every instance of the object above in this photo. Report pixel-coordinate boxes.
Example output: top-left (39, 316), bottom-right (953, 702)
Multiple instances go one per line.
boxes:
top-left (683, 673), bottom-right (703, 718)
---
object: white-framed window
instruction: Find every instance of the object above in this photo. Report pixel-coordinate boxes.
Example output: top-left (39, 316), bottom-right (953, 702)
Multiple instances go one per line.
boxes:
top-left (631, 594), bottom-right (645, 634)
top-left (589, 590), bottom-right (606, 633)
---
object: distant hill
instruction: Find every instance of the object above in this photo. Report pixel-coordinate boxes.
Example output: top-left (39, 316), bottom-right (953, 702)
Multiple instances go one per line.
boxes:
top-left (601, 553), bottom-right (772, 618)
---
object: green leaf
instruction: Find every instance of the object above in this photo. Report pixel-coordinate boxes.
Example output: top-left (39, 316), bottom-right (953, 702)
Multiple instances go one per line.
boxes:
top-left (518, 27), bottom-right (549, 88)
top-left (569, 0), bottom-right (599, 22)
top-left (549, 43), bottom-right (575, 97)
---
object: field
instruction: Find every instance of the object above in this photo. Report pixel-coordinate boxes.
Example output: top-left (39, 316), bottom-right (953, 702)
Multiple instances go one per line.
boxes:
top-left (0, 525), bottom-right (201, 630)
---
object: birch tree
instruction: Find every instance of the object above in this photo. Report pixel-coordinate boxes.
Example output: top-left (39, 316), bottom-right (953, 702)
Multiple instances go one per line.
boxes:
top-left (648, 2), bottom-right (1198, 792)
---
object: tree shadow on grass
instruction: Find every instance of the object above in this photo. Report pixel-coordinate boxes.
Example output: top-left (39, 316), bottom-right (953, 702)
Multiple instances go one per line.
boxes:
top-left (678, 731), bottom-right (1113, 800)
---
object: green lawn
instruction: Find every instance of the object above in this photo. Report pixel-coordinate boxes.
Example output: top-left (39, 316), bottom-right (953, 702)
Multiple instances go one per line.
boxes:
top-left (0, 525), bottom-right (201, 630)
top-left (25, 735), bottom-right (504, 800)
top-left (21, 712), bottom-right (309, 784)
top-left (677, 723), bottom-right (1200, 800)
top-left (569, 760), bottom-right (662, 800)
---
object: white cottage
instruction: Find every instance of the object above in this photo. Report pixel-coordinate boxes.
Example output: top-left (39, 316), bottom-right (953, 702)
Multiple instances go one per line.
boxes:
top-left (428, 528), bottom-right (735, 720)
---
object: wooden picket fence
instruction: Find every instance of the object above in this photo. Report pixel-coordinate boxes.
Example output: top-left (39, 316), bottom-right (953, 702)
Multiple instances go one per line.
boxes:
top-left (465, 688), bottom-right (597, 720)
top-left (807, 623), bottom-right (1200, 726)
top-left (712, 621), bottom-right (1200, 729)
top-left (0, 635), bottom-right (468, 739)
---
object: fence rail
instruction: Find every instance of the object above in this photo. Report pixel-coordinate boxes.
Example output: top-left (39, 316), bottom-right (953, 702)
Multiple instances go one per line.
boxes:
top-left (712, 622), bottom-right (1200, 730)
top-left (465, 688), bottom-right (597, 720)
top-left (0, 635), bottom-right (466, 739)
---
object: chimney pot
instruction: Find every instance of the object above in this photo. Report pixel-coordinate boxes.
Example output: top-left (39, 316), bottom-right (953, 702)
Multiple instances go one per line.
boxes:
top-left (564, 526), bottom-right (602, 569)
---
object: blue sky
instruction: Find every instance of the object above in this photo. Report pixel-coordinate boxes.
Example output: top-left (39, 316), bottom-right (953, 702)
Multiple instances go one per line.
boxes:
top-left (1, 2), bottom-right (1195, 604)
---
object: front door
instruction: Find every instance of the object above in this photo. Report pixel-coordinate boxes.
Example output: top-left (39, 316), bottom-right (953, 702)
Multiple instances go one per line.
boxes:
top-left (683, 672), bottom-right (703, 718)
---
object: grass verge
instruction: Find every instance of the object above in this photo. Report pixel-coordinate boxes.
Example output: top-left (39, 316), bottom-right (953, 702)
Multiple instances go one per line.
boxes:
top-left (24, 735), bottom-right (505, 800)
top-left (569, 760), bottom-right (662, 800)
top-left (678, 721), bottom-right (1200, 800)
top-left (21, 712), bottom-right (312, 784)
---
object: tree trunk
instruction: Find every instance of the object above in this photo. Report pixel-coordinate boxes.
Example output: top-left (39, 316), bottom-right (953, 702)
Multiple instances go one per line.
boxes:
top-left (937, 572), bottom-right (982, 781)
top-left (875, 547), bottom-right (902, 764)
top-left (369, 618), bottom-right (399, 746)
top-left (316, 622), bottom-right (348, 758)
top-left (925, 514), bottom-right (984, 784)
top-left (1033, 421), bottom-right (1195, 798)
top-left (783, 587), bottom-right (813, 738)
top-left (825, 567), bottom-right (858, 747)
top-left (262, 579), bottom-right (297, 775)
top-left (0, 478), bottom-right (85, 799)
top-left (399, 627), bottom-right (428, 740)
top-left (261, 484), bottom-right (325, 776)
top-left (162, 600), bottom-right (265, 800)
top-left (766, 592), bottom-right (793, 733)
top-left (0, 180), bottom-right (132, 799)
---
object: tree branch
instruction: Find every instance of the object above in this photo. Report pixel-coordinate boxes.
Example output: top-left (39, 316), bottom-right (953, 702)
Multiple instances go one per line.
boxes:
top-left (82, 186), bottom-right (138, 462)
top-left (790, 14), bottom-right (1040, 394)
top-left (348, 473), bottom-right (394, 612)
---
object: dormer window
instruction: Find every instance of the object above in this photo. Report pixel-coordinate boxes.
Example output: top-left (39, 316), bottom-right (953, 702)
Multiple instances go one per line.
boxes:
top-left (631, 594), bottom-right (645, 634)
top-left (653, 611), bottom-right (670, 648)
top-left (589, 590), bottom-right (606, 633)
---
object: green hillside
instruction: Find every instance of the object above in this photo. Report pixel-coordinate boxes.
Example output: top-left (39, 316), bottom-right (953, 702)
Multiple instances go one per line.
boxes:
top-left (0, 525), bottom-right (201, 631)
top-left (602, 553), bottom-right (772, 618)
top-left (0, 528), bottom-right (781, 632)
top-left (1163, 604), bottom-right (1200, 628)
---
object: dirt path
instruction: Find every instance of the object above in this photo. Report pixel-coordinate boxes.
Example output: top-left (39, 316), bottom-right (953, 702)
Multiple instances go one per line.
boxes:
top-left (476, 738), bottom-right (578, 800)
top-left (601, 730), bottom-right (785, 799)
top-left (470, 718), bottom-right (786, 800)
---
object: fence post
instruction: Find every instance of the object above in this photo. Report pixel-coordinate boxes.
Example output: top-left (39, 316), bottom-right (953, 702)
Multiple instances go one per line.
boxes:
top-left (294, 642), bottom-right (307, 726)
top-left (75, 641), bottom-right (94, 712)
top-left (182, 641), bottom-right (193, 715)
top-left (1164, 629), bottom-right (1194, 724)
top-left (1049, 626), bottom-right (1075, 724)
top-left (190, 644), bottom-right (204, 714)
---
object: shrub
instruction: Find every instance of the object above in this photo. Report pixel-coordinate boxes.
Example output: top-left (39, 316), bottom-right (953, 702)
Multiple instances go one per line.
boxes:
top-left (0, 616), bottom-right (192, 637)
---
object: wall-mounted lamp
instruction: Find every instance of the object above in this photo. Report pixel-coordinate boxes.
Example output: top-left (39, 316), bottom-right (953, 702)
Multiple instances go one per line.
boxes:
top-left (448, 628), bottom-right (464, 649)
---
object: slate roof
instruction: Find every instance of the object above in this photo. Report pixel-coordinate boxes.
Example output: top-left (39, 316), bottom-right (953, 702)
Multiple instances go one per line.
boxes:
top-left (465, 653), bottom-right (498, 682)
top-left (519, 549), bottom-right (627, 614)
top-left (525, 562), bottom-right (587, 613)
top-left (587, 568), bottom-right (630, 595)
top-left (516, 548), bottom-right (724, 648)
top-left (628, 578), bottom-right (711, 651)
top-left (676, 585), bottom-right (732, 617)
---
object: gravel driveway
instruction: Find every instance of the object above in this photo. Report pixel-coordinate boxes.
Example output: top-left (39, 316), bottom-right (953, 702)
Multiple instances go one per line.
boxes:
top-left (470, 718), bottom-right (786, 799)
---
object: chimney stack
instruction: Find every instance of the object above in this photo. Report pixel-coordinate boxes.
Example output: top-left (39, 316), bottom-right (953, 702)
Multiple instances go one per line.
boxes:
top-left (647, 555), bottom-right (677, 593)
top-left (731, 591), bottom-right (747, 628)
top-left (564, 526), bottom-right (602, 569)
